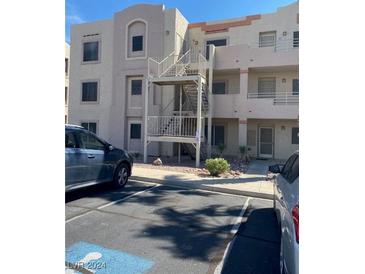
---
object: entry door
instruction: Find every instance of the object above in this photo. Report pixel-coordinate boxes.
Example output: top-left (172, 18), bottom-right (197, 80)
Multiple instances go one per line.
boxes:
top-left (259, 127), bottom-right (274, 158)
top-left (128, 122), bottom-right (142, 153)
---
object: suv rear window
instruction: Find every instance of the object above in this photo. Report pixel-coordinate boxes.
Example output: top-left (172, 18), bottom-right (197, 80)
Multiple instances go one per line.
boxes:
top-left (281, 154), bottom-right (297, 181)
top-left (287, 156), bottom-right (299, 183)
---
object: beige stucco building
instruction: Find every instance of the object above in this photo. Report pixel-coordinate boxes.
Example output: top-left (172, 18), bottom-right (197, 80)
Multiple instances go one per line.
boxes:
top-left (68, 2), bottom-right (299, 164)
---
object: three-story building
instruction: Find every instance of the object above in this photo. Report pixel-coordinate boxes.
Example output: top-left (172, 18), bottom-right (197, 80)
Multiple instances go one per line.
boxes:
top-left (68, 2), bottom-right (299, 166)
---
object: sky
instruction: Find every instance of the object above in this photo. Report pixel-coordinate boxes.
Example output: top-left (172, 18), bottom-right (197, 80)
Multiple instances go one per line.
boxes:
top-left (65, 0), bottom-right (297, 43)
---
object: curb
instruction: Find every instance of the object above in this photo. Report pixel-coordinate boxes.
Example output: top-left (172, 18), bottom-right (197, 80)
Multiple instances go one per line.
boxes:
top-left (130, 175), bottom-right (273, 200)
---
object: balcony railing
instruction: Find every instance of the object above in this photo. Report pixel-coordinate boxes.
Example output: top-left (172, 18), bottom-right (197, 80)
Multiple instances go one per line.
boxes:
top-left (254, 37), bottom-right (299, 52)
top-left (147, 116), bottom-right (203, 137)
top-left (248, 92), bottom-right (299, 105)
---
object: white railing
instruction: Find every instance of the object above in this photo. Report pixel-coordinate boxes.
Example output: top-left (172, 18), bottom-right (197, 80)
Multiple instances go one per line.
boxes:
top-left (147, 116), bottom-right (203, 137)
top-left (148, 47), bottom-right (208, 79)
top-left (253, 37), bottom-right (299, 52)
top-left (248, 92), bottom-right (299, 105)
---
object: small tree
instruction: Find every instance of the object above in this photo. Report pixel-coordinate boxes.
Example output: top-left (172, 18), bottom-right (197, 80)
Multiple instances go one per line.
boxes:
top-left (239, 145), bottom-right (246, 159)
top-left (217, 143), bottom-right (226, 156)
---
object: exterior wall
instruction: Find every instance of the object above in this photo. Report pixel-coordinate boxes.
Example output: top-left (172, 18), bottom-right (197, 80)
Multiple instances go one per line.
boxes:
top-left (211, 118), bottom-right (239, 156)
top-left (68, 20), bottom-right (114, 142)
top-left (65, 43), bottom-right (70, 122)
top-left (247, 119), bottom-right (299, 160)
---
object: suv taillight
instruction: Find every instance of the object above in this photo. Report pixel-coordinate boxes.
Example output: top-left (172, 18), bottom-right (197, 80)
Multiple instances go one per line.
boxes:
top-left (292, 204), bottom-right (299, 243)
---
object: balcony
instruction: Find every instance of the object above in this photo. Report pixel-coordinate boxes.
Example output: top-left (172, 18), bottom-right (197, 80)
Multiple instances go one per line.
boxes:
top-left (246, 91), bottom-right (299, 119)
top-left (146, 116), bottom-right (204, 143)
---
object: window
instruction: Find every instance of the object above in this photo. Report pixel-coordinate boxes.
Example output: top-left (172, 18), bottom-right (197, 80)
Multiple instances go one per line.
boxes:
top-left (132, 36), bottom-right (143, 52)
top-left (82, 82), bottom-right (98, 102)
top-left (292, 79), bottom-right (299, 95)
top-left (281, 154), bottom-right (297, 180)
top-left (259, 31), bottom-right (276, 47)
top-left (130, 124), bottom-right (141, 139)
top-left (79, 132), bottom-right (105, 150)
top-left (81, 122), bottom-right (97, 134)
top-left (292, 127), bottom-right (299, 144)
top-left (83, 41), bottom-right (99, 62)
top-left (65, 58), bottom-right (69, 75)
top-left (65, 115), bottom-right (68, 124)
top-left (258, 77), bottom-right (276, 97)
top-left (212, 81), bottom-right (226, 94)
top-left (65, 132), bottom-right (77, 148)
top-left (293, 31), bottom-right (299, 48)
top-left (205, 125), bottom-right (225, 146)
top-left (131, 79), bottom-right (142, 95)
top-left (65, 87), bottom-right (68, 105)
top-left (206, 39), bottom-right (227, 59)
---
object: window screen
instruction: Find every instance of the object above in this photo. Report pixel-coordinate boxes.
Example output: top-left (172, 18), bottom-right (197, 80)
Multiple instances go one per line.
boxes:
top-left (258, 78), bottom-right (276, 97)
top-left (83, 41), bottom-right (99, 62)
top-left (65, 58), bottom-right (69, 74)
top-left (259, 31), bottom-right (276, 47)
top-left (82, 82), bottom-right (98, 102)
top-left (132, 36), bottom-right (143, 52)
top-left (131, 79), bottom-right (142, 95)
top-left (292, 79), bottom-right (299, 95)
top-left (293, 31), bottom-right (299, 48)
top-left (130, 124), bottom-right (141, 139)
top-left (292, 127), bottom-right (299, 144)
top-left (81, 122), bottom-right (97, 134)
top-left (212, 82), bottom-right (226, 94)
top-left (206, 39), bottom-right (227, 59)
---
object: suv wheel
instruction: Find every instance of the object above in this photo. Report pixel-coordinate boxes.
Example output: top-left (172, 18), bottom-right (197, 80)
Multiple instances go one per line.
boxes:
top-left (113, 163), bottom-right (129, 188)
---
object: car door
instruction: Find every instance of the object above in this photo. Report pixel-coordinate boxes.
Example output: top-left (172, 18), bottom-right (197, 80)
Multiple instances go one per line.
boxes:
top-left (65, 130), bottom-right (87, 186)
top-left (78, 131), bottom-right (109, 182)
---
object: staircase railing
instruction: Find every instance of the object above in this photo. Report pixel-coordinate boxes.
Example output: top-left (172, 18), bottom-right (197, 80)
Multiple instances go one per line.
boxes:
top-left (147, 116), bottom-right (204, 137)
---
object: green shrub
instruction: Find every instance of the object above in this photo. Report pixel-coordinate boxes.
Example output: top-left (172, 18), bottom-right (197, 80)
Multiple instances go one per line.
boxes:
top-left (205, 158), bottom-right (230, 176)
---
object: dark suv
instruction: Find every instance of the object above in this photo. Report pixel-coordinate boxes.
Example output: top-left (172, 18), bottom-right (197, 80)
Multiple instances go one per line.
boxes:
top-left (65, 124), bottom-right (133, 191)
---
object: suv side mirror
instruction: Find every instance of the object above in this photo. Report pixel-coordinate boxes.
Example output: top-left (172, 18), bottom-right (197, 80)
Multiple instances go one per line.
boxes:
top-left (269, 164), bottom-right (281, 174)
top-left (107, 145), bottom-right (114, 151)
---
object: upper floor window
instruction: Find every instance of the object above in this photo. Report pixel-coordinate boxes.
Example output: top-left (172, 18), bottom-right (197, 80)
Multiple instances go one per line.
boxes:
top-left (130, 123), bottom-right (141, 139)
top-left (258, 77), bottom-right (276, 97)
top-left (132, 35), bottom-right (143, 52)
top-left (81, 122), bottom-right (97, 134)
top-left (83, 41), bottom-right (99, 62)
top-left (292, 79), bottom-right (299, 95)
top-left (212, 81), bottom-right (226, 94)
top-left (293, 31), bottom-right (299, 48)
top-left (131, 79), bottom-right (142, 95)
top-left (259, 31), bottom-right (276, 47)
top-left (65, 58), bottom-right (69, 75)
top-left (82, 81), bottom-right (98, 102)
top-left (206, 39), bottom-right (227, 60)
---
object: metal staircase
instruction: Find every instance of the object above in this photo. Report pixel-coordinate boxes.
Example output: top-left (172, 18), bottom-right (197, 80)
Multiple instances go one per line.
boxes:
top-left (183, 84), bottom-right (209, 114)
top-left (182, 142), bottom-right (208, 161)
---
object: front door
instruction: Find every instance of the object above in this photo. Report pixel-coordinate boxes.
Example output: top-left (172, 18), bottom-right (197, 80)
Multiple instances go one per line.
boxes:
top-left (259, 127), bottom-right (274, 158)
top-left (128, 122), bottom-right (142, 153)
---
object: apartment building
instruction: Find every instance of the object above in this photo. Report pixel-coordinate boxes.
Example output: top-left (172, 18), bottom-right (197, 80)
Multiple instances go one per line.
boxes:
top-left (65, 42), bottom-right (70, 123)
top-left (68, 2), bottom-right (299, 165)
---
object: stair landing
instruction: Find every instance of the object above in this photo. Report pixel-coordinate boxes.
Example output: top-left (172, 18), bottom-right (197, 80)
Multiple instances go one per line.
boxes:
top-left (150, 75), bottom-right (206, 86)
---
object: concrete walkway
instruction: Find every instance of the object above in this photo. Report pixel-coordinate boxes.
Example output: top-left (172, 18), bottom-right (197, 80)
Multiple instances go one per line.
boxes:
top-left (130, 161), bottom-right (275, 199)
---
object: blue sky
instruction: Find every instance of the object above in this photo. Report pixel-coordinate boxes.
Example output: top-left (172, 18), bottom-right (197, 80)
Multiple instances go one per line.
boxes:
top-left (66, 0), bottom-right (297, 43)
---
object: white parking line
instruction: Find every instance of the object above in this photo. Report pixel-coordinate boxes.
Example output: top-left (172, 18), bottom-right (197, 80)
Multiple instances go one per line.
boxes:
top-left (230, 198), bottom-right (251, 234)
top-left (214, 198), bottom-right (251, 274)
top-left (65, 184), bottom-right (160, 224)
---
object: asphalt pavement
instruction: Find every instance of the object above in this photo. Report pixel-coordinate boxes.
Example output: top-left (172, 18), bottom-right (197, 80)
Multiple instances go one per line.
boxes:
top-left (65, 180), bottom-right (279, 274)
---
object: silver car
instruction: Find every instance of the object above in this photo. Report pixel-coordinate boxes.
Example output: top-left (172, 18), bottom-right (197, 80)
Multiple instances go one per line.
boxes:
top-left (269, 151), bottom-right (299, 274)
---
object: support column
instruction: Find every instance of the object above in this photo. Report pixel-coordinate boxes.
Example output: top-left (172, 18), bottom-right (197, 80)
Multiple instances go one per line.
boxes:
top-left (143, 79), bottom-right (149, 163)
top-left (207, 45), bottom-right (214, 159)
top-left (178, 85), bottom-right (182, 164)
top-left (196, 77), bottom-right (202, 167)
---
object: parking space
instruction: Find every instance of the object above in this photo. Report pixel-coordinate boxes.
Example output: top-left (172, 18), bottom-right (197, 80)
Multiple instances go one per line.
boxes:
top-left (66, 181), bottom-right (279, 274)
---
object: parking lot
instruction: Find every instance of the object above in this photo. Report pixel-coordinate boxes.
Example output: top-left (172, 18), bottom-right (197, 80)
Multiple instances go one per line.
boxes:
top-left (66, 181), bottom-right (280, 274)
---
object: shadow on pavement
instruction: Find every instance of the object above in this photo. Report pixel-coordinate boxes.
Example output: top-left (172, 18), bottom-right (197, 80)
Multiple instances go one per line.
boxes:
top-left (221, 207), bottom-right (281, 274)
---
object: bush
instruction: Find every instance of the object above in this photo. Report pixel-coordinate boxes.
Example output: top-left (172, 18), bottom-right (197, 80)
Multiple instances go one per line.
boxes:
top-left (205, 158), bottom-right (230, 176)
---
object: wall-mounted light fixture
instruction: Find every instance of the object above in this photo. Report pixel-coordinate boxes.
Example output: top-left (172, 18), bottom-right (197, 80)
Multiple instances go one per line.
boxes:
top-left (165, 30), bottom-right (170, 35)
top-left (283, 31), bottom-right (287, 36)
top-left (282, 78), bottom-right (286, 83)
top-left (281, 126), bottom-right (286, 130)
